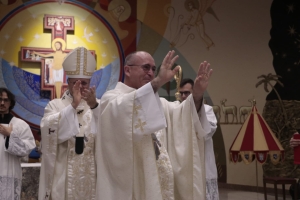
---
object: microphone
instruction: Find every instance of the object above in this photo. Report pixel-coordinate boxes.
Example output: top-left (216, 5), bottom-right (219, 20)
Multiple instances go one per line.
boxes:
top-left (75, 136), bottom-right (84, 154)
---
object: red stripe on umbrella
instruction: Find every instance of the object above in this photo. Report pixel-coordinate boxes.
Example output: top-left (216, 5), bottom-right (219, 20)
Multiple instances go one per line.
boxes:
top-left (240, 113), bottom-right (254, 151)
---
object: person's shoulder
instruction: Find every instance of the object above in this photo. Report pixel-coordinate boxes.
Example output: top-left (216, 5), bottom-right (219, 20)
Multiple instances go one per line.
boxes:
top-left (101, 88), bottom-right (120, 101)
top-left (42, 98), bottom-right (67, 114)
top-left (11, 117), bottom-right (30, 127)
top-left (46, 97), bottom-right (64, 106)
top-left (50, 98), bottom-right (63, 103)
top-left (103, 88), bottom-right (119, 96)
top-left (204, 104), bottom-right (214, 112)
top-left (159, 97), bottom-right (167, 101)
top-left (204, 104), bottom-right (213, 109)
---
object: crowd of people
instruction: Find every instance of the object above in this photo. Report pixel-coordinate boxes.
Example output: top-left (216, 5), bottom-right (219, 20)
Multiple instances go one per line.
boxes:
top-left (2, 47), bottom-right (300, 200)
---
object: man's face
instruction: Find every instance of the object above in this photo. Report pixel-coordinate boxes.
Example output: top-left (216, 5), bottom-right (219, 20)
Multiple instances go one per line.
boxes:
top-left (125, 52), bottom-right (156, 89)
top-left (0, 92), bottom-right (10, 114)
top-left (67, 78), bottom-right (90, 96)
top-left (179, 83), bottom-right (193, 101)
top-left (55, 42), bottom-right (61, 50)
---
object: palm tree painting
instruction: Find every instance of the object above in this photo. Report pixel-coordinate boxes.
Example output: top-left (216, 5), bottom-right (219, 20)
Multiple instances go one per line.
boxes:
top-left (256, 73), bottom-right (288, 130)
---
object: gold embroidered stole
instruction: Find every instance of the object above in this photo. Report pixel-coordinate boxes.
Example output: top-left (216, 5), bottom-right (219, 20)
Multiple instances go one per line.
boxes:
top-left (62, 92), bottom-right (96, 200)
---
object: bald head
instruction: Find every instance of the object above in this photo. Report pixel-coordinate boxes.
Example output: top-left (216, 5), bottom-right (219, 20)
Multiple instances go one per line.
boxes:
top-left (123, 51), bottom-right (156, 89)
top-left (124, 51), bottom-right (151, 65)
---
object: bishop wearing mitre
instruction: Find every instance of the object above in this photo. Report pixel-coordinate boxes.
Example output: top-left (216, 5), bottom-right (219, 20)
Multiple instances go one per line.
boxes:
top-left (39, 47), bottom-right (100, 200)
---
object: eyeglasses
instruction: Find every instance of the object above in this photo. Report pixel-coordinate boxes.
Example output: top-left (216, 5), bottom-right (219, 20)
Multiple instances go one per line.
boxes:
top-left (179, 91), bottom-right (191, 96)
top-left (0, 98), bottom-right (10, 103)
top-left (128, 64), bottom-right (156, 73)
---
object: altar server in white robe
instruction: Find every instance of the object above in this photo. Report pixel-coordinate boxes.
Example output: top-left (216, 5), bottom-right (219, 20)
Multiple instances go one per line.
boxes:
top-left (179, 78), bottom-right (219, 200)
top-left (0, 87), bottom-right (36, 200)
top-left (96, 50), bottom-right (213, 200)
top-left (39, 47), bottom-right (100, 200)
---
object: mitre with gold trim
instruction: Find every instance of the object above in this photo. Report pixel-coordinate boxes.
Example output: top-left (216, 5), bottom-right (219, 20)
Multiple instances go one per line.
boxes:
top-left (62, 47), bottom-right (96, 79)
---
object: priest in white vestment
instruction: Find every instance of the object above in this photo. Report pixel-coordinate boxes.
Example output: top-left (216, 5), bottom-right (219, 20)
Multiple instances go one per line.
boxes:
top-left (179, 78), bottom-right (219, 200)
top-left (96, 50), bottom-right (214, 200)
top-left (0, 87), bottom-right (36, 200)
top-left (39, 47), bottom-right (100, 200)
top-left (203, 107), bottom-right (218, 200)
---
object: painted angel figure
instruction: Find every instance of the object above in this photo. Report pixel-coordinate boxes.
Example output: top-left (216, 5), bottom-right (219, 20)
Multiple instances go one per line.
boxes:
top-left (170, 0), bottom-right (218, 50)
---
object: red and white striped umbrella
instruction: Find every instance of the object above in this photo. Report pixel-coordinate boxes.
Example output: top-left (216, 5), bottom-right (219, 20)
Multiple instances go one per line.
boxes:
top-left (229, 103), bottom-right (284, 165)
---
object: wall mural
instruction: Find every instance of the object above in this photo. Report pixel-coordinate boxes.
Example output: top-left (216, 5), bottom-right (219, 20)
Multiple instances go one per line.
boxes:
top-left (0, 0), bottom-right (139, 138)
top-left (20, 15), bottom-right (76, 99)
top-left (204, 98), bottom-right (256, 124)
top-left (0, 0), bottom-right (229, 185)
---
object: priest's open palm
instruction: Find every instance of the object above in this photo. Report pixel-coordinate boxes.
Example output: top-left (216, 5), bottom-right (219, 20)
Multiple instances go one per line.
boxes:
top-left (193, 61), bottom-right (213, 100)
top-left (82, 86), bottom-right (97, 108)
top-left (72, 80), bottom-right (82, 109)
top-left (156, 50), bottom-right (180, 86)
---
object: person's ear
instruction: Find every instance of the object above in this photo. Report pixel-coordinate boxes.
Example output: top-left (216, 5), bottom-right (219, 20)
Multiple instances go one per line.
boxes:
top-left (124, 65), bottom-right (131, 77)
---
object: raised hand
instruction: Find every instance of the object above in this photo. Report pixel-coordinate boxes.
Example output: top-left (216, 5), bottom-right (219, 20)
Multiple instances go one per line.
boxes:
top-left (82, 86), bottom-right (98, 108)
top-left (193, 61), bottom-right (213, 99)
top-left (192, 61), bottom-right (213, 111)
top-left (71, 80), bottom-right (82, 109)
top-left (152, 50), bottom-right (180, 92)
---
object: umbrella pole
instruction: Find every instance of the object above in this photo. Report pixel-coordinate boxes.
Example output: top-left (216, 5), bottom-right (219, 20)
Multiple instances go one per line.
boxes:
top-left (256, 159), bottom-right (259, 192)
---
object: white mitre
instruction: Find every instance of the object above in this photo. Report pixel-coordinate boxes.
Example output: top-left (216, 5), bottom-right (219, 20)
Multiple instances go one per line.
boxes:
top-left (62, 47), bottom-right (96, 79)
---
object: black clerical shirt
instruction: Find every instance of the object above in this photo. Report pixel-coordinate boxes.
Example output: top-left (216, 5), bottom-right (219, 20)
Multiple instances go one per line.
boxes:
top-left (0, 113), bottom-right (13, 149)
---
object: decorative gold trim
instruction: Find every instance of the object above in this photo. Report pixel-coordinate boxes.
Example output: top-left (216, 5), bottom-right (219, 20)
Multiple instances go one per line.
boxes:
top-left (65, 48), bottom-right (80, 75)
top-left (64, 48), bottom-right (94, 76)
top-left (134, 118), bottom-right (146, 132)
top-left (83, 48), bottom-right (93, 76)
top-left (133, 105), bottom-right (142, 115)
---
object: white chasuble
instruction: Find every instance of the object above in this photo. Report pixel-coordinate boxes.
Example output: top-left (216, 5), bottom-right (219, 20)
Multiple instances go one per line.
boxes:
top-left (0, 115), bottom-right (36, 200)
top-left (39, 90), bottom-right (99, 200)
top-left (201, 105), bottom-right (219, 200)
top-left (96, 82), bottom-right (208, 200)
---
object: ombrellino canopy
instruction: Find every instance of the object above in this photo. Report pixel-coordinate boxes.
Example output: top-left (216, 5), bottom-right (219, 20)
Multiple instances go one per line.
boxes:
top-left (229, 102), bottom-right (284, 165)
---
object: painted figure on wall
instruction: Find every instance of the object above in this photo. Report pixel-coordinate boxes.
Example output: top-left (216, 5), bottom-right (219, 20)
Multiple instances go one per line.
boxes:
top-left (170, 0), bottom-right (218, 50)
top-left (55, 20), bottom-right (63, 31)
top-left (99, 0), bottom-right (136, 41)
top-left (33, 38), bottom-right (67, 98)
top-left (185, 0), bottom-right (214, 49)
top-left (108, 0), bottom-right (131, 22)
